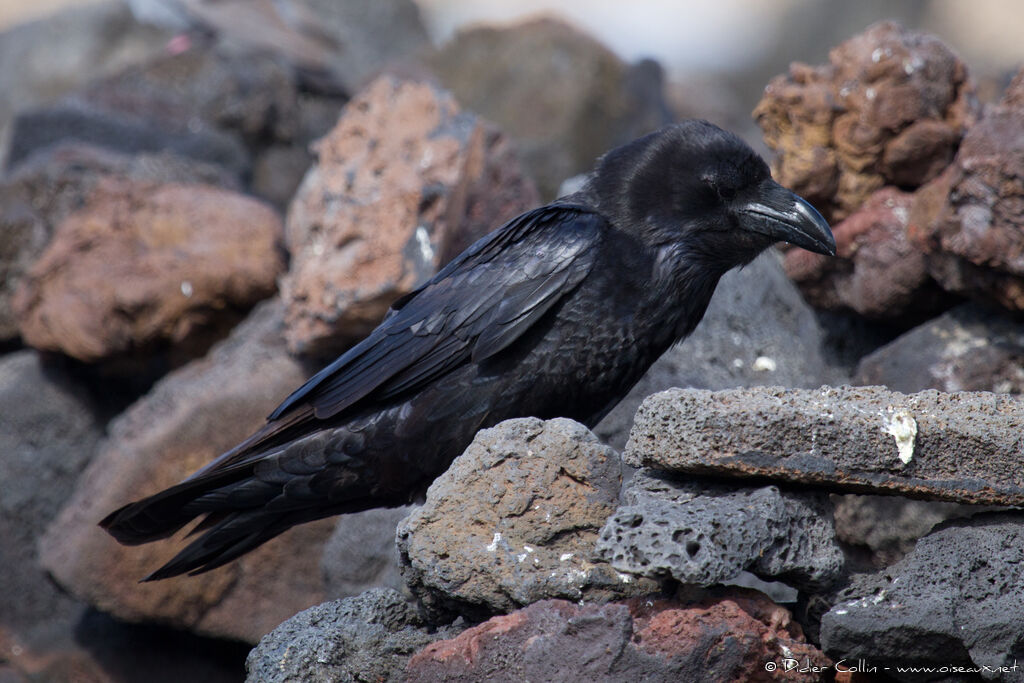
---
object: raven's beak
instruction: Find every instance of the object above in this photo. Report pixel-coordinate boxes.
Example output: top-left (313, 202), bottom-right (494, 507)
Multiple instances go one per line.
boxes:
top-left (736, 180), bottom-right (836, 256)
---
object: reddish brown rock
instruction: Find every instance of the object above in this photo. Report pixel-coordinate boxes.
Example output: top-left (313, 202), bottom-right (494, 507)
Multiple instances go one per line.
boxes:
top-left (783, 187), bottom-right (943, 318)
top-left (407, 592), bottom-right (830, 682)
top-left (0, 142), bottom-right (238, 341)
top-left (907, 68), bottom-right (1024, 311)
top-left (755, 22), bottom-right (977, 222)
top-left (281, 75), bottom-right (538, 357)
top-left (37, 300), bottom-right (333, 643)
top-left (13, 178), bottom-right (283, 363)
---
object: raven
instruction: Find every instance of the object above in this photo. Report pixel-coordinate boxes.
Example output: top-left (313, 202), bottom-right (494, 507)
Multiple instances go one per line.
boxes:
top-left (101, 120), bottom-right (835, 580)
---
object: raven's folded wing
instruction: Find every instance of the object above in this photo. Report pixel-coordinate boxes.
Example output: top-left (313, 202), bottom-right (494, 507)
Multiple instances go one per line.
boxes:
top-left (195, 204), bottom-right (604, 476)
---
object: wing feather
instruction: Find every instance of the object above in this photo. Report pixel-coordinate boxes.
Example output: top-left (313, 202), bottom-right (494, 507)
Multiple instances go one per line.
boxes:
top-left (280, 204), bottom-right (603, 423)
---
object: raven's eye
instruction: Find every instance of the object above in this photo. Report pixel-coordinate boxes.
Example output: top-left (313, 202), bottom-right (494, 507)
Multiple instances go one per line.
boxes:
top-left (714, 183), bottom-right (737, 202)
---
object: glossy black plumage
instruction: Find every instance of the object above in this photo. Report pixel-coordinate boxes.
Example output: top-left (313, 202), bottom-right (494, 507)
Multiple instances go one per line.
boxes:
top-left (100, 120), bottom-right (835, 580)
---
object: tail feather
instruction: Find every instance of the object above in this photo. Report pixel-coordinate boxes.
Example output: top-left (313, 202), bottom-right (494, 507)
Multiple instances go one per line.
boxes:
top-left (141, 511), bottom-right (289, 581)
top-left (99, 468), bottom-right (250, 545)
top-left (99, 412), bottom-right (398, 580)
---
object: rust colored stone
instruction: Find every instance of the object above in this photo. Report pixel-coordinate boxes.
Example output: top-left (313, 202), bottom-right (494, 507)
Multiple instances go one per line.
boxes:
top-left (907, 68), bottom-right (1024, 311)
top-left (13, 178), bottom-right (283, 363)
top-left (755, 21), bottom-right (977, 223)
top-left (406, 592), bottom-right (830, 682)
top-left (782, 187), bottom-right (942, 318)
top-left (0, 142), bottom-right (239, 342)
top-left (281, 76), bottom-right (538, 357)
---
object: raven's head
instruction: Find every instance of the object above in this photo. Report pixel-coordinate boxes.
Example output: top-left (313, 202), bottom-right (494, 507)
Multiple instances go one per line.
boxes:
top-left (592, 119), bottom-right (835, 270)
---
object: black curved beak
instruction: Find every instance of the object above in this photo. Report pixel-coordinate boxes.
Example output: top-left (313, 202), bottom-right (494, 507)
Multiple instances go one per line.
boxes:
top-left (735, 180), bottom-right (836, 256)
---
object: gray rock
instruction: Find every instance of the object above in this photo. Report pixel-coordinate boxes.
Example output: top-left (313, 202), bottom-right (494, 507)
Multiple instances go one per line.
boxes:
top-left (245, 588), bottom-right (462, 683)
top-left (429, 18), bottom-right (672, 197)
top-left (147, 0), bottom-right (431, 96)
top-left (595, 251), bottom-right (839, 451)
top-left (0, 1), bottom-right (172, 165)
top-left (322, 506), bottom-right (414, 599)
top-left (855, 303), bottom-right (1024, 394)
top-left (397, 417), bottom-right (658, 620)
top-left (821, 512), bottom-right (1024, 679)
top-left (0, 351), bottom-right (103, 645)
top-left (7, 100), bottom-right (248, 176)
top-left (627, 385), bottom-right (1024, 506)
top-left (596, 471), bottom-right (843, 591)
top-left (832, 493), bottom-right (988, 567)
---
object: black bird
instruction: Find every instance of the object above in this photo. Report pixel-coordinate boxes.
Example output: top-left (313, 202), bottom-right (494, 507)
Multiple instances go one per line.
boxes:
top-left (101, 120), bottom-right (835, 580)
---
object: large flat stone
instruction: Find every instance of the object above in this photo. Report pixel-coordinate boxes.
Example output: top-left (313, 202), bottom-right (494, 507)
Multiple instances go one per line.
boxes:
top-left (626, 386), bottom-right (1024, 505)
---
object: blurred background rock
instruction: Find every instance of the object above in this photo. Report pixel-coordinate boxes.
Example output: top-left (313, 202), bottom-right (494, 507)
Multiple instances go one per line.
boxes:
top-left (1, 1), bottom-right (1022, 681)
top-left (2, 0), bottom-right (1021, 170)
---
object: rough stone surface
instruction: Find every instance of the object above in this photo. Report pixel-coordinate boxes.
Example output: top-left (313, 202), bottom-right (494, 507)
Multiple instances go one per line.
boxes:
top-left (397, 417), bottom-right (657, 620)
top-left (596, 471), bottom-right (844, 591)
top-left (0, 142), bottom-right (239, 342)
top-left (855, 303), bottom-right (1024, 394)
top-left (246, 588), bottom-right (462, 683)
top-left (407, 593), bottom-right (831, 683)
top-left (429, 17), bottom-right (672, 197)
top-left (0, 352), bottom-right (103, 646)
top-left (321, 506), bottom-right (414, 600)
top-left (595, 251), bottom-right (840, 451)
top-left (908, 68), bottom-right (1024, 312)
top-left (282, 75), bottom-right (539, 357)
top-left (755, 21), bottom-right (977, 223)
top-left (38, 300), bottom-right (334, 643)
top-left (13, 178), bottom-right (283, 363)
top-left (821, 512), bottom-right (1024, 678)
top-left (832, 494), bottom-right (985, 568)
top-left (627, 385), bottom-right (1024, 506)
top-left (783, 187), bottom-right (944, 319)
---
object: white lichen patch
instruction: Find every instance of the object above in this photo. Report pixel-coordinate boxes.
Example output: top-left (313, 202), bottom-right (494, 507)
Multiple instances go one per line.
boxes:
top-left (414, 225), bottom-right (434, 264)
top-left (885, 409), bottom-right (918, 464)
top-left (486, 532), bottom-right (502, 552)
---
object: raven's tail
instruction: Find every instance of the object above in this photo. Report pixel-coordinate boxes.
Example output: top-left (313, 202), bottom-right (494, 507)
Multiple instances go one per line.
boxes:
top-left (98, 465), bottom-right (297, 580)
top-left (99, 420), bottom-right (399, 580)
top-left (99, 409), bottom-right (348, 579)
